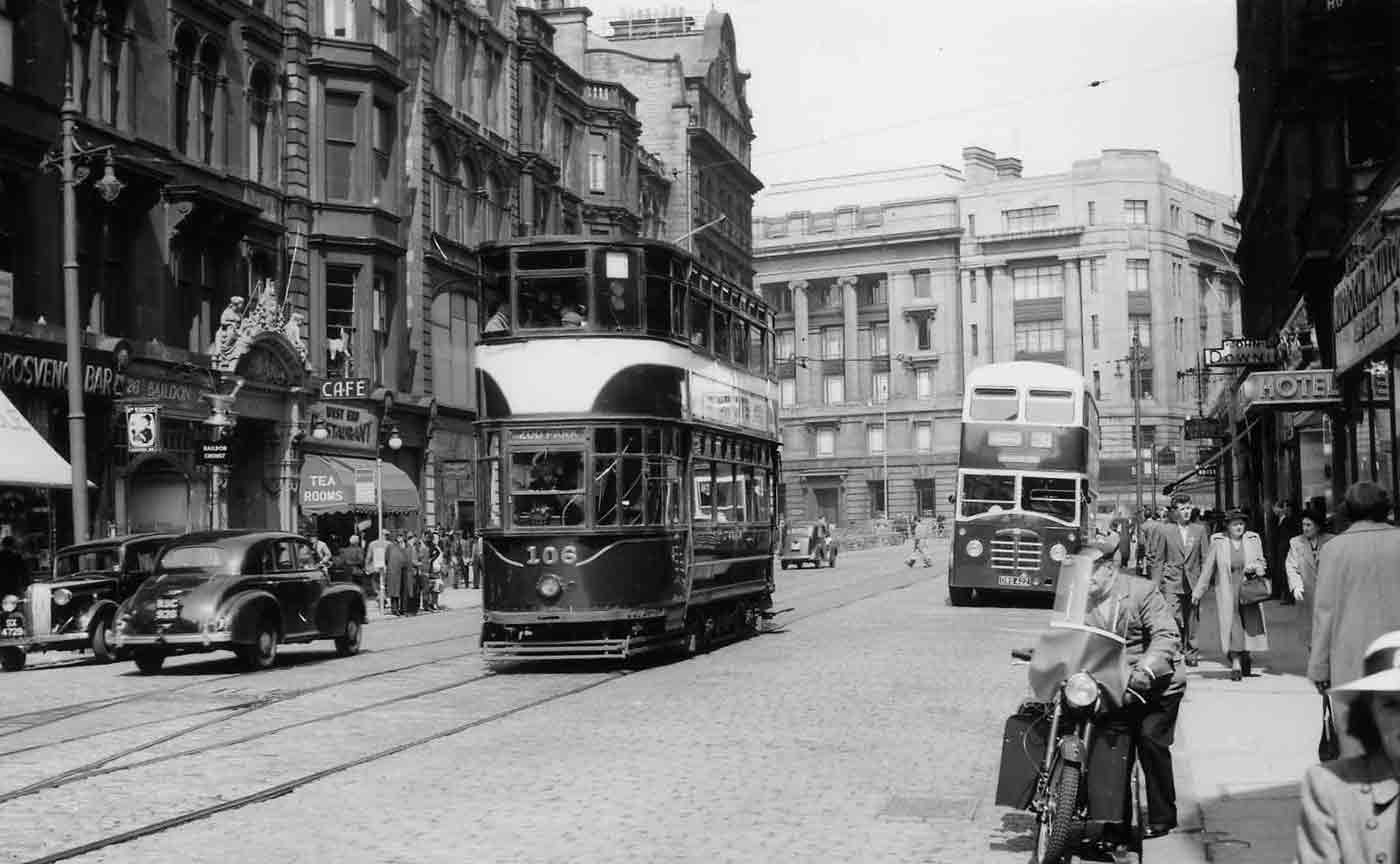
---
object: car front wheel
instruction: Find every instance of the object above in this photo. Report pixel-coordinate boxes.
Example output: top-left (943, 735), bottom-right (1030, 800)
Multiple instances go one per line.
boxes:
top-left (239, 622), bottom-right (279, 671)
top-left (91, 615), bottom-right (117, 663)
top-left (133, 649), bottom-right (165, 674)
top-left (335, 616), bottom-right (362, 657)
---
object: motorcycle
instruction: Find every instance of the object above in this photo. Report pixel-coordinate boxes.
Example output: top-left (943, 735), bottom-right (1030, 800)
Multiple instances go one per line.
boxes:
top-left (995, 551), bottom-right (1149, 864)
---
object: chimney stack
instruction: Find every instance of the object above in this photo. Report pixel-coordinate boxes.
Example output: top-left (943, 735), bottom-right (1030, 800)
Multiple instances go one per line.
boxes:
top-left (995, 157), bottom-right (1023, 178)
top-left (962, 146), bottom-right (997, 186)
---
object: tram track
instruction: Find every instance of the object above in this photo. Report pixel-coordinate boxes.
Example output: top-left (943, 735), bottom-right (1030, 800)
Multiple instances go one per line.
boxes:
top-left (9, 564), bottom-right (926, 864)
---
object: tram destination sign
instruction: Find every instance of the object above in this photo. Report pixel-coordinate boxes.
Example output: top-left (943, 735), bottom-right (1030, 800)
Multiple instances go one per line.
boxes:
top-left (512, 428), bottom-right (586, 442)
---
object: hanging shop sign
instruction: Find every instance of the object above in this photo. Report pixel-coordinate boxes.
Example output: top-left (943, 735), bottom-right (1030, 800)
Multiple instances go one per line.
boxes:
top-left (119, 374), bottom-right (205, 414)
top-left (0, 336), bottom-right (118, 397)
top-left (1333, 224), bottom-right (1400, 375)
top-left (319, 378), bottom-right (373, 400)
top-left (306, 402), bottom-right (380, 454)
top-left (125, 405), bottom-right (160, 453)
top-left (1183, 417), bottom-right (1225, 440)
top-left (1204, 338), bottom-right (1279, 369)
top-left (197, 442), bottom-right (231, 465)
top-left (1238, 370), bottom-right (1342, 413)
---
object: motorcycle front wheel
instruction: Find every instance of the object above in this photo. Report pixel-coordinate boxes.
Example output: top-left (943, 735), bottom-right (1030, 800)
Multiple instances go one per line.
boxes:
top-left (1034, 760), bottom-right (1082, 864)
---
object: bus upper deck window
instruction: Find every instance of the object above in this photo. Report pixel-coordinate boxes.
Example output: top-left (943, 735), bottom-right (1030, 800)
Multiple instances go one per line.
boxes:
top-left (1025, 389), bottom-right (1076, 424)
top-left (970, 387), bottom-right (1019, 421)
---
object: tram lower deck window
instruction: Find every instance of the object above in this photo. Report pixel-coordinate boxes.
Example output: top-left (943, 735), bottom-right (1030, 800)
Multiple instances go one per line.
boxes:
top-left (510, 449), bottom-right (585, 526)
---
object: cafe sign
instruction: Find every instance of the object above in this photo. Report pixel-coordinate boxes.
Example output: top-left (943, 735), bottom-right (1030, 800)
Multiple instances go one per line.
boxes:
top-left (1333, 224), bottom-right (1400, 375)
top-left (307, 402), bottom-right (380, 453)
top-left (1238, 370), bottom-right (1342, 413)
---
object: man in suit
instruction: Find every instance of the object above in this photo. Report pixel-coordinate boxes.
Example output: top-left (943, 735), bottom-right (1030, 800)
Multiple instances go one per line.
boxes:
top-left (1145, 492), bottom-right (1209, 666)
top-left (1271, 499), bottom-right (1302, 602)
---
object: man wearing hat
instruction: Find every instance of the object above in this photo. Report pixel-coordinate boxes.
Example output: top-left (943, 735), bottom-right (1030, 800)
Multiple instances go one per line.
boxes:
top-left (1297, 630), bottom-right (1400, 863)
top-left (1145, 493), bottom-right (1209, 667)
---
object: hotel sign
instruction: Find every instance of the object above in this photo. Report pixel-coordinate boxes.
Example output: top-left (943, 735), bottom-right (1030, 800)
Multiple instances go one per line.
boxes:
top-left (1333, 225), bottom-right (1400, 375)
top-left (1238, 370), bottom-right (1342, 413)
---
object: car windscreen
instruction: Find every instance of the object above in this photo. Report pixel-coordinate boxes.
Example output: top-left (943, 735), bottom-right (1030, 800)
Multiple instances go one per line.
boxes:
top-left (159, 546), bottom-right (231, 571)
top-left (48, 548), bottom-right (121, 581)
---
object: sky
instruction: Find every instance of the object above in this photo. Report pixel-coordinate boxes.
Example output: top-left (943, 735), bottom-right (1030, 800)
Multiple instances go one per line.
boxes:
top-left (588, 0), bottom-right (1242, 211)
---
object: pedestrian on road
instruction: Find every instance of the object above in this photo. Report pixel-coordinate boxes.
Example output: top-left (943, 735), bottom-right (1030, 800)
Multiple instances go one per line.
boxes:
top-left (1145, 493), bottom-right (1209, 667)
top-left (1296, 629), bottom-right (1400, 864)
top-left (367, 532), bottom-right (390, 607)
top-left (384, 534), bottom-right (411, 616)
top-left (0, 536), bottom-right (29, 599)
top-left (1309, 481), bottom-right (1400, 759)
top-left (340, 535), bottom-right (366, 591)
top-left (1286, 508), bottom-right (1333, 654)
top-left (308, 533), bottom-right (332, 568)
top-left (423, 531), bottom-right (443, 611)
top-left (905, 517), bottom-right (932, 568)
top-left (470, 532), bottom-right (483, 589)
top-left (1191, 509), bottom-right (1269, 681)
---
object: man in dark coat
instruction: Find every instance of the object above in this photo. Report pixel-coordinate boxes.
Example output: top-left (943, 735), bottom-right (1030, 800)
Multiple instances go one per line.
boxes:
top-left (384, 534), bottom-right (411, 616)
top-left (1271, 499), bottom-right (1302, 601)
top-left (0, 537), bottom-right (29, 599)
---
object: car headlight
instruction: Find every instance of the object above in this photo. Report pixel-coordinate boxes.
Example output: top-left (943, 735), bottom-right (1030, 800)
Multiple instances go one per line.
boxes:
top-left (536, 574), bottom-right (562, 600)
top-left (965, 539), bottom-right (984, 558)
top-left (1, 595), bottom-right (17, 613)
top-left (1064, 672), bottom-right (1099, 709)
top-left (1049, 543), bottom-right (1067, 562)
top-left (52, 588), bottom-right (73, 606)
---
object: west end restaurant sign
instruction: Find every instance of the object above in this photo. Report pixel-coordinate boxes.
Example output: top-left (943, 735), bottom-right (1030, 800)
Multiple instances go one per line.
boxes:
top-left (1333, 224), bottom-right (1400, 375)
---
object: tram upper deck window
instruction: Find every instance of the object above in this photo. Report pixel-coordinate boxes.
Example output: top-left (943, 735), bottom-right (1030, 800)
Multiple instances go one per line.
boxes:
top-left (961, 473), bottom-right (1016, 517)
top-left (713, 307), bottom-right (732, 359)
top-left (518, 275), bottom-right (588, 328)
top-left (1021, 476), bottom-right (1078, 522)
top-left (688, 293), bottom-right (711, 349)
top-left (510, 449), bottom-right (585, 527)
top-left (970, 387), bottom-right (1020, 421)
top-left (748, 325), bottom-right (764, 375)
top-left (1025, 389), bottom-right (1076, 424)
top-left (645, 275), bottom-right (671, 336)
top-left (733, 317), bottom-right (750, 368)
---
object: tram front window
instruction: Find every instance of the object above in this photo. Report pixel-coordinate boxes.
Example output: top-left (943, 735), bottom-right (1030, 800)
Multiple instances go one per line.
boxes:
top-left (519, 276), bottom-right (588, 328)
top-left (597, 279), bottom-right (641, 331)
top-left (960, 474), bottom-right (1016, 517)
top-left (1021, 476), bottom-right (1078, 522)
top-left (510, 449), bottom-right (585, 526)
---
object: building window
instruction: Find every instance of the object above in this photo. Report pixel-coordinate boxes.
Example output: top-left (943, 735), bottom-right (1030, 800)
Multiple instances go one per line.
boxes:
top-left (1127, 258), bottom-right (1149, 293)
top-left (371, 0), bottom-right (391, 51)
top-left (822, 326), bottom-right (843, 359)
top-left (820, 282), bottom-right (842, 309)
top-left (92, 0), bottom-right (130, 127)
top-left (324, 0), bottom-right (353, 38)
top-left (867, 424), bottom-right (885, 455)
top-left (1087, 257), bottom-right (1104, 293)
top-left (816, 427), bottom-right (836, 458)
top-left (915, 315), bottom-right (934, 351)
top-left (1087, 201), bottom-right (1096, 225)
top-left (428, 143), bottom-right (460, 241)
top-left (858, 278), bottom-right (888, 307)
top-left (1131, 368), bottom-right (1154, 401)
top-left (171, 28), bottom-right (198, 155)
top-left (969, 323), bottom-right (979, 356)
top-left (1012, 263), bottom-right (1064, 300)
top-left (325, 265), bottom-right (357, 378)
top-left (247, 66), bottom-right (274, 185)
top-left (0, 0), bottom-right (12, 87)
top-left (1092, 370), bottom-right (1102, 401)
top-left (969, 271), bottom-right (977, 303)
top-left (1003, 205), bottom-right (1058, 233)
top-left (197, 42), bottom-right (222, 164)
top-left (588, 133), bottom-right (607, 193)
top-left (1015, 320), bottom-right (1066, 356)
top-left (325, 92), bottom-right (357, 200)
top-left (1124, 199), bottom-right (1148, 225)
top-left (484, 49), bottom-right (504, 128)
top-left (871, 323), bottom-right (889, 356)
top-left (1170, 202), bottom-right (1181, 228)
top-left (777, 330), bottom-right (796, 360)
top-left (914, 421), bottom-right (932, 453)
top-left (915, 368), bottom-right (932, 399)
top-left (1173, 316), bottom-right (1184, 349)
top-left (1130, 313), bottom-right (1152, 348)
top-left (372, 102), bottom-right (393, 207)
top-left (430, 291), bottom-right (473, 408)
top-left (868, 481), bottom-right (886, 517)
top-left (1090, 314), bottom-right (1100, 349)
top-left (824, 375), bottom-right (845, 405)
top-left (872, 372), bottom-right (889, 403)
top-left (372, 271), bottom-right (391, 385)
top-left (780, 378), bottom-right (796, 408)
top-left (967, 214), bottom-right (975, 236)
top-left (1193, 213), bottom-right (1214, 236)
top-left (1171, 257), bottom-right (1183, 296)
top-left (912, 269), bottom-right (931, 298)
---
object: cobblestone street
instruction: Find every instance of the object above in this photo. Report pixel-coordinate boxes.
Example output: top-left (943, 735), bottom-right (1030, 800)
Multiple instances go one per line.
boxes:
top-left (0, 541), bottom-right (1214, 863)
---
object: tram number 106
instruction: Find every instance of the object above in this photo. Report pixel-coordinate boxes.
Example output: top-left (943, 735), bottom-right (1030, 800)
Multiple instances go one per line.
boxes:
top-left (525, 545), bottom-right (578, 565)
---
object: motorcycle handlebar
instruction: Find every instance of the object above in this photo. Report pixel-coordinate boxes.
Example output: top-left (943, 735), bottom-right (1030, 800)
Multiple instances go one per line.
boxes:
top-left (1010, 648), bottom-right (1034, 662)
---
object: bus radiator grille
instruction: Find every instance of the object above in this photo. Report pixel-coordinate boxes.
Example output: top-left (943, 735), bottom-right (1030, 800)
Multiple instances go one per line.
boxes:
top-left (989, 538), bottom-right (1043, 571)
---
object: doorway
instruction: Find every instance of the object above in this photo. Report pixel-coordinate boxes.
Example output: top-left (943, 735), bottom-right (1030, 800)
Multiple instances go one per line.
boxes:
top-left (226, 418), bottom-right (282, 529)
top-left (813, 486), bottom-right (840, 527)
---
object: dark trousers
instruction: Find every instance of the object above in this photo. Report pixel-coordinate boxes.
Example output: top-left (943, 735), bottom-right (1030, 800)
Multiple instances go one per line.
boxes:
top-left (1130, 686), bottom-right (1184, 826)
top-left (1160, 590), bottom-right (1200, 659)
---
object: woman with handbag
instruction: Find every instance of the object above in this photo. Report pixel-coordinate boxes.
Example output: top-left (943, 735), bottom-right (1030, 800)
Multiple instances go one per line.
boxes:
top-left (1192, 508), bottom-right (1270, 681)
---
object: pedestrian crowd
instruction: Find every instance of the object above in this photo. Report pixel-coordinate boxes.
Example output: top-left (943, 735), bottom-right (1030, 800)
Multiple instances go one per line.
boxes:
top-left (314, 527), bottom-right (484, 616)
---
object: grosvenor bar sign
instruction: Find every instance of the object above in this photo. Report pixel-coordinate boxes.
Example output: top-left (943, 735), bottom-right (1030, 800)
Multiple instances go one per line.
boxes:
top-left (1333, 226), bottom-right (1400, 375)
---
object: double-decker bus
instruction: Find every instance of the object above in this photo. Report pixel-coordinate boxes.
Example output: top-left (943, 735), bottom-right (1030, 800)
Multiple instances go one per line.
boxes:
top-left (947, 361), bottom-right (1100, 606)
top-left (473, 238), bottom-right (780, 660)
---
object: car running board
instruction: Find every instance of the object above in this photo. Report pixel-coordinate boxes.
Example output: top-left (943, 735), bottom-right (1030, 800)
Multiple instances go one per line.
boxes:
top-left (758, 607), bottom-right (794, 619)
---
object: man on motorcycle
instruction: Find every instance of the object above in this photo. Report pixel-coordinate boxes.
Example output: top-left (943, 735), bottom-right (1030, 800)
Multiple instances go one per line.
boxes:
top-left (1082, 536), bottom-right (1186, 839)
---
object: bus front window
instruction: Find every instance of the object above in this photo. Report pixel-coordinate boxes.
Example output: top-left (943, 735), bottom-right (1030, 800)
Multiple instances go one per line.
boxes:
top-left (510, 449), bottom-right (585, 526)
top-left (1021, 476), bottom-right (1078, 522)
top-left (960, 474), bottom-right (1015, 517)
top-left (1025, 389), bottom-right (1076, 424)
top-left (970, 387), bottom-right (1019, 421)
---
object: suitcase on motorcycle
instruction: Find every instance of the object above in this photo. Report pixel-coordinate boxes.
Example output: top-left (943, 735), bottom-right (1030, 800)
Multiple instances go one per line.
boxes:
top-left (995, 708), bottom-right (1135, 819)
top-left (1085, 720), bottom-right (1134, 821)
top-left (995, 708), bottom-right (1049, 809)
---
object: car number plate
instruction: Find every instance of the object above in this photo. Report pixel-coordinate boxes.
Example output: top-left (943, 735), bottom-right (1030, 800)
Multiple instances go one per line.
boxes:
top-left (997, 573), bottom-right (1035, 587)
top-left (1, 617), bottom-right (22, 638)
top-left (155, 599), bottom-right (181, 620)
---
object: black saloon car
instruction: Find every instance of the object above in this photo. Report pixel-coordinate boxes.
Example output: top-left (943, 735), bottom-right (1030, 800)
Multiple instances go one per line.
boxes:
top-left (779, 524), bottom-right (838, 569)
top-left (0, 533), bottom-right (177, 672)
top-left (112, 530), bottom-right (367, 673)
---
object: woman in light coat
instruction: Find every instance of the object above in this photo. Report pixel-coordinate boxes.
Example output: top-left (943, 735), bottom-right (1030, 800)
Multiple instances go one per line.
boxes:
top-left (1192, 508), bottom-right (1269, 680)
top-left (1296, 630), bottom-right (1400, 864)
top-left (1286, 509), bottom-right (1334, 654)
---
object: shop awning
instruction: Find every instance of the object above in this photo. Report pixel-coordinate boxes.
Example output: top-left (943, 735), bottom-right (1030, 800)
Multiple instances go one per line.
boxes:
top-left (0, 388), bottom-right (78, 488)
top-left (1162, 417), bottom-right (1262, 497)
top-left (299, 453), bottom-right (420, 515)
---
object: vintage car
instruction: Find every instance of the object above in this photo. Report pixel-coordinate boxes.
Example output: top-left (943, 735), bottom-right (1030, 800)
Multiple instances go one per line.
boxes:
top-left (0, 533), bottom-right (178, 672)
top-left (112, 530), bottom-right (367, 674)
top-left (778, 524), bottom-right (838, 569)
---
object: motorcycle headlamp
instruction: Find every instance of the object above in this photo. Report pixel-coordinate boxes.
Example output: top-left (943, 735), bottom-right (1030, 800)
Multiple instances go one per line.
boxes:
top-left (1064, 672), bottom-right (1099, 709)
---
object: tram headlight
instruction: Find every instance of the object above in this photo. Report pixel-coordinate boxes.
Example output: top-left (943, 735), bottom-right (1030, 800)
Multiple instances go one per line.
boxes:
top-left (52, 588), bottom-right (73, 607)
top-left (1, 595), bottom-right (17, 613)
top-left (1064, 672), bottom-right (1100, 709)
top-left (1049, 543), bottom-right (1068, 562)
top-left (536, 574), bottom-right (563, 600)
top-left (965, 539), bottom-right (984, 558)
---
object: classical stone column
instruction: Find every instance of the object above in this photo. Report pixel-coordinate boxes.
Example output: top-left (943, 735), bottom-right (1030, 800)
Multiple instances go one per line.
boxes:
top-left (839, 275), bottom-right (860, 402)
top-left (1064, 259), bottom-right (1084, 372)
top-left (790, 280), bottom-right (810, 404)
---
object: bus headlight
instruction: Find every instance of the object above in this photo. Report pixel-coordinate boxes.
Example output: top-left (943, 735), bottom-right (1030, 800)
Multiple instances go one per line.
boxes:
top-left (1049, 543), bottom-right (1067, 562)
top-left (1064, 672), bottom-right (1099, 709)
top-left (1, 595), bottom-right (17, 613)
top-left (537, 574), bottom-right (562, 600)
top-left (965, 539), bottom-right (984, 558)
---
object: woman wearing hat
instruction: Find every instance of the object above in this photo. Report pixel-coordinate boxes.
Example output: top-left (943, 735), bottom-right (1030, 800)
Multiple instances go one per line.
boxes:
top-left (1191, 508), bottom-right (1269, 680)
top-left (1296, 631), bottom-right (1400, 863)
top-left (1286, 508), bottom-right (1334, 654)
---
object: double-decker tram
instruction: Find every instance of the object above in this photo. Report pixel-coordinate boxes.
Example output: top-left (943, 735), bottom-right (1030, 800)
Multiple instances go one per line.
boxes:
top-left (947, 361), bottom-right (1100, 606)
top-left (474, 238), bottom-right (780, 660)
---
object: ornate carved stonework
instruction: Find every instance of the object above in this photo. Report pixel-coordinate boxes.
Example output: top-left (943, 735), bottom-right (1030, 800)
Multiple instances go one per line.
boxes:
top-left (210, 279), bottom-right (311, 374)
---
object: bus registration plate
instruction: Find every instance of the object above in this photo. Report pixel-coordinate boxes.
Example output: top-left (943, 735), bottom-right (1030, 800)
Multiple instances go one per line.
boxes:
top-left (998, 573), bottom-right (1034, 587)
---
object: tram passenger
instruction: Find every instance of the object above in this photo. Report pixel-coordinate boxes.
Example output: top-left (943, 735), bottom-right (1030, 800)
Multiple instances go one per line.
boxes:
top-left (484, 289), bottom-right (510, 334)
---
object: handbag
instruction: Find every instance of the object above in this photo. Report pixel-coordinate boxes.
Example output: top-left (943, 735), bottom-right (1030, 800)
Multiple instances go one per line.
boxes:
top-left (1319, 696), bottom-right (1341, 762)
top-left (1237, 575), bottom-right (1271, 606)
